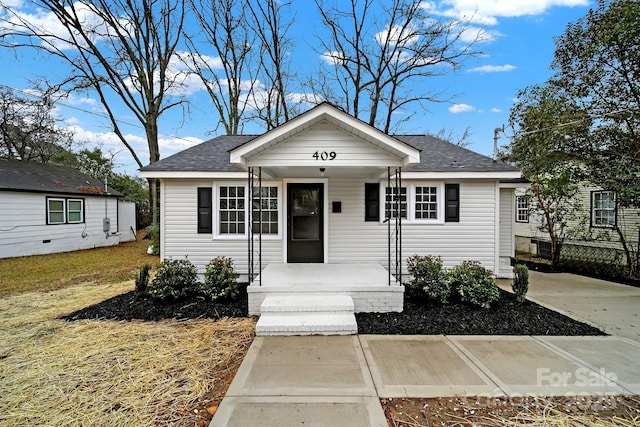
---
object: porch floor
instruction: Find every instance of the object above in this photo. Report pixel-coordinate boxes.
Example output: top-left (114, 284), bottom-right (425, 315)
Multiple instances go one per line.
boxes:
top-left (247, 263), bottom-right (404, 317)
top-left (256, 263), bottom-right (397, 288)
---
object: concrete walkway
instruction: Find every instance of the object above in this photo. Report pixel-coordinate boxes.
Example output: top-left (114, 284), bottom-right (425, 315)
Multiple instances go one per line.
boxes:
top-left (211, 272), bottom-right (640, 426)
top-left (514, 271), bottom-right (640, 342)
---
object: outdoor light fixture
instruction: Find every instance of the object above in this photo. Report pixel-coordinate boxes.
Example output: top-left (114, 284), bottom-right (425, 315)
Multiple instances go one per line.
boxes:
top-left (320, 167), bottom-right (325, 177)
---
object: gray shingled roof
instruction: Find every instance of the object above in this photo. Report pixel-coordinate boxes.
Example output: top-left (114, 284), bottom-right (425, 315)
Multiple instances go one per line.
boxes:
top-left (0, 159), bottom-right (123, 197)
top-left (140, 134), bottom-right (518, 173)
top-left (395, 135), bottom-right (518, 172)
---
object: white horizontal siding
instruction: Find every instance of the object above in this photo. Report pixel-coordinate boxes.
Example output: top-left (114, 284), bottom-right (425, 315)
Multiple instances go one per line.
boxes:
top-left (161, 179), bottom-right (283, 275)
top-left (249, 123), bottom-right (401, 167)
top-left (0, 191), bottom-right (120, 258)
top-left (162, 177), bottom-right (502, 274)
top-left (328, 179), bottom-right (498, 271)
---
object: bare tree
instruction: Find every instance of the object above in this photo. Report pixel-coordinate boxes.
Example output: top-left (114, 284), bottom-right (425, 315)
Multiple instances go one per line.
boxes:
top-left (0, 86), bottom-right (75, 162)
top-left (314, 0), bottom-right (483, 133)
top-left (0, 0), bottom-right (187, 223)
top-left (183, 0), bottom-right (257, 135)
top-left (245, 0), bottom-right (296, 130)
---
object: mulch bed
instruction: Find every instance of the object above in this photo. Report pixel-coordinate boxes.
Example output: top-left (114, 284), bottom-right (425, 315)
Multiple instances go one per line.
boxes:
top-left (357, 289), bottom-right (605, 335)
top-left (63, 286), bottom-right (605, 336)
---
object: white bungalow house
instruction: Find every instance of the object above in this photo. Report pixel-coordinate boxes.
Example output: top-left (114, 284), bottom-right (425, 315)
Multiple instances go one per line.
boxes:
top-left (0, 159), bottom-right (136, 259)
top-left (140, 103), bottom-right (522, 335)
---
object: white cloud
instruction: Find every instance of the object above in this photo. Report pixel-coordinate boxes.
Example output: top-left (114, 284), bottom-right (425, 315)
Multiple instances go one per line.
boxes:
top-left (468, 64), bottom-right (517, 73)
top-left (0, 2), bottom-right (115, 50)
top-left (427, 0), bottom-right (589, 25)
top-left (375, 24), bottom-right (420, 47)
top-left (449, 103), bottom-right (476, 113)
top-left (321, 50), bottom-right (346, 66)
top-left (491, 107), bottom-right (502, 113)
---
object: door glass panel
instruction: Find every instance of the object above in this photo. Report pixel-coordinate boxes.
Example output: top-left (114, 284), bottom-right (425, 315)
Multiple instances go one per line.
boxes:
top-left (291, 187), bottom-right (319, 241)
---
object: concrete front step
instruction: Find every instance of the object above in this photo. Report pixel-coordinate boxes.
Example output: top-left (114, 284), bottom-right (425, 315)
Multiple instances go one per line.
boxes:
top-left (256, 312), bottom-right (358, 336)
top-left (260, 295), bottom-right (354, 313)
top-left (256, 295), bottom-right (357, 336)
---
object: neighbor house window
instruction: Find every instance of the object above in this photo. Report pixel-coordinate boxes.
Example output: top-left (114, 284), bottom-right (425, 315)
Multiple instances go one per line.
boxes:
top-left (67, 199), bottom-right (84, 223)
top-left (591, 190), bottom-right (616, 227)
top-left (516, 195), bottom-right (529, 223)
top-left (252, 186), bottom-right (279, 234)
top-left (47, 198), bottom-right (65, 224)
top-left (219, 186), bottom-right (245, 234)
top-left (47, 197), bottom-right (84, 224)
top-left (385, 186), bottom-right (407, 219)
top-left (415, 186), bottom-right (438, 220)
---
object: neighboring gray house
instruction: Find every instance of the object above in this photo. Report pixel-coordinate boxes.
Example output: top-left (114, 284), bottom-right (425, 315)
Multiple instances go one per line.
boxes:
top-left (0, 159), bottom-right (136, 259)
top-left (140, 103), bottom-right (522, 321)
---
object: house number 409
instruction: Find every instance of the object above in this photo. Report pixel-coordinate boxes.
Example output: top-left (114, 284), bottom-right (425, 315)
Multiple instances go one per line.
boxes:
top-left (312, 151), bottom-right (337, 161)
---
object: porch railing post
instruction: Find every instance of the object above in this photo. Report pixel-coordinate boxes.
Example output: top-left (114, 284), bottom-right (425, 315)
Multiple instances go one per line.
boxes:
top-left (398, 167), bottom-right (402, 286)
top-left (248, 168), bottom-right (253, 283)
top-left (258, 167), bottom-right (262, 283)
top-left (387, 167), bottom-right (391, 286)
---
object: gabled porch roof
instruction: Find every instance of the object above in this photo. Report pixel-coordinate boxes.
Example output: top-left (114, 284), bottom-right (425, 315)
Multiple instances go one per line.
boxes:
top-left (229, 103), bottom-right (420, 178)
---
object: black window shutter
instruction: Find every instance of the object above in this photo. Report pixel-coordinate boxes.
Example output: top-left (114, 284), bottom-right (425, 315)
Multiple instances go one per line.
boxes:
top-left (445, 184), bottom-right (459, 222)
top-left (365, 183), bottom-right (380, 221)
top-left (197, 187), bottom-right (212, 233)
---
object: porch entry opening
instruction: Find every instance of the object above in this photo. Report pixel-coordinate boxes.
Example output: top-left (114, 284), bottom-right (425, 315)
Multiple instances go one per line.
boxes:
top-left (287, 183), bottom-right (324, 263)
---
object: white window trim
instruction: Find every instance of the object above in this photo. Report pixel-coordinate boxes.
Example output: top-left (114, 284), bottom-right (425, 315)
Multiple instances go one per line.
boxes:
top-left (515, 195), bottom-right (529, 223)
top-left (379, 181), bottom-right (445, 224)
top-left (213, 182), bottom-right (282, 240)
top-left (67, 199), bottom-right (84, 224)
top-left (591, 190), bottom-right (616, 228)
top-left (47, 197), bottom-right (66, 225)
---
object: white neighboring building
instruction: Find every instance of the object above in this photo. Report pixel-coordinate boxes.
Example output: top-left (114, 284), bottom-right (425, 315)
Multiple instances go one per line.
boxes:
top-left (141, 103), bottom-right (522, 292)
top-left (0, 159), bottom-right (137, 259)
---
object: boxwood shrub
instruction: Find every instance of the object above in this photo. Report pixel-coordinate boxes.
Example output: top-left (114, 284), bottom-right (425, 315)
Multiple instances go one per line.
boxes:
top-left (406, 255), bottom-right (451, 303)
top-left (448, 260), bottom-right (500, 309)
top-left (201, 256), bottom-right (240, 301)
top-left (148, 259), bottom-right (198, 300)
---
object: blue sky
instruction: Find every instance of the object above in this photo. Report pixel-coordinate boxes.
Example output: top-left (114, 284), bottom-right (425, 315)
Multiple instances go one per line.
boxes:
top-left (0, 0), bottom-right (593, 176)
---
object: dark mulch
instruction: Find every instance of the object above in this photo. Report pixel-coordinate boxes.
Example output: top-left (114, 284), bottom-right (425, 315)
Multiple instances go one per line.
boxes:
top-left (63, 286), bottom-right (605, 336)
top-left (61, 286), bottom-right (250, 322)
top-left (356, 290), bottom-right (606, 336)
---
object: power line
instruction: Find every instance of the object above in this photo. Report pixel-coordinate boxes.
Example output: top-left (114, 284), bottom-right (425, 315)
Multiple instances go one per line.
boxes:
top-left (503, 107), bottom-right (635, 140)
top-left (0, 83), bottom-right (203, 146)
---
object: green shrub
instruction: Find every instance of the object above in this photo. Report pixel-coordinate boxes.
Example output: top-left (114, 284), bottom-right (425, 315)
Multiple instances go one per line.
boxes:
top-left (406, 255), bottom-right (451, 303)
top-left (512, 264), bottom-right (529, 303)
top-left (147, 224), bottom-right (160, 255)
top-left (201, 256), bottom-right (240, 301)
top-left (448, 261), bottom-right (500, 309)
top-left (135, 263), bottom-right (151, 296)
top-left (148, 259), bottom-right (198, 300)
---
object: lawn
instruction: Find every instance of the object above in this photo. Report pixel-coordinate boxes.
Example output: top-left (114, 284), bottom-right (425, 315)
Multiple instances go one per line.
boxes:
top-left (0, 241), bottom-right (255, 427)
top-left (0, 238), bottom-right (160, 297)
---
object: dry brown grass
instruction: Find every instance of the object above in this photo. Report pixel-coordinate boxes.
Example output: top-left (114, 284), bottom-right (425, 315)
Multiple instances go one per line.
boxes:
top-left (0, 238), bottom-right (159, 297)
top-left (0, 280), bottom-right (255, 427)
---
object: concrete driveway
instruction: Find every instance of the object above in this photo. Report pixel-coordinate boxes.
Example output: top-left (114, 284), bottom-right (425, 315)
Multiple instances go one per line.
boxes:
top-left (507, 271), bottom-right (640, 342)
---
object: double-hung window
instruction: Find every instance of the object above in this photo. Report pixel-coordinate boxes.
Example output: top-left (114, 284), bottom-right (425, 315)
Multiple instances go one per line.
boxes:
top-left (219, 185), bottom-right (246, 235)
top-left (515, 195), bottom-right (529, 223)
top-left (384, 186), bottom-right (407, 219)
top-left (591, 190), bottom-right (616, 227)
top-left (378, 183), bottom-right (456, 223)
top-left (214, 184), bottom-right (280, 237)
top-left (47, 197), bottom-right (84, 224)
top-left (415, 186), bottom-right (438, 220)
top-left (252, 186), bottom-right (279, 234)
